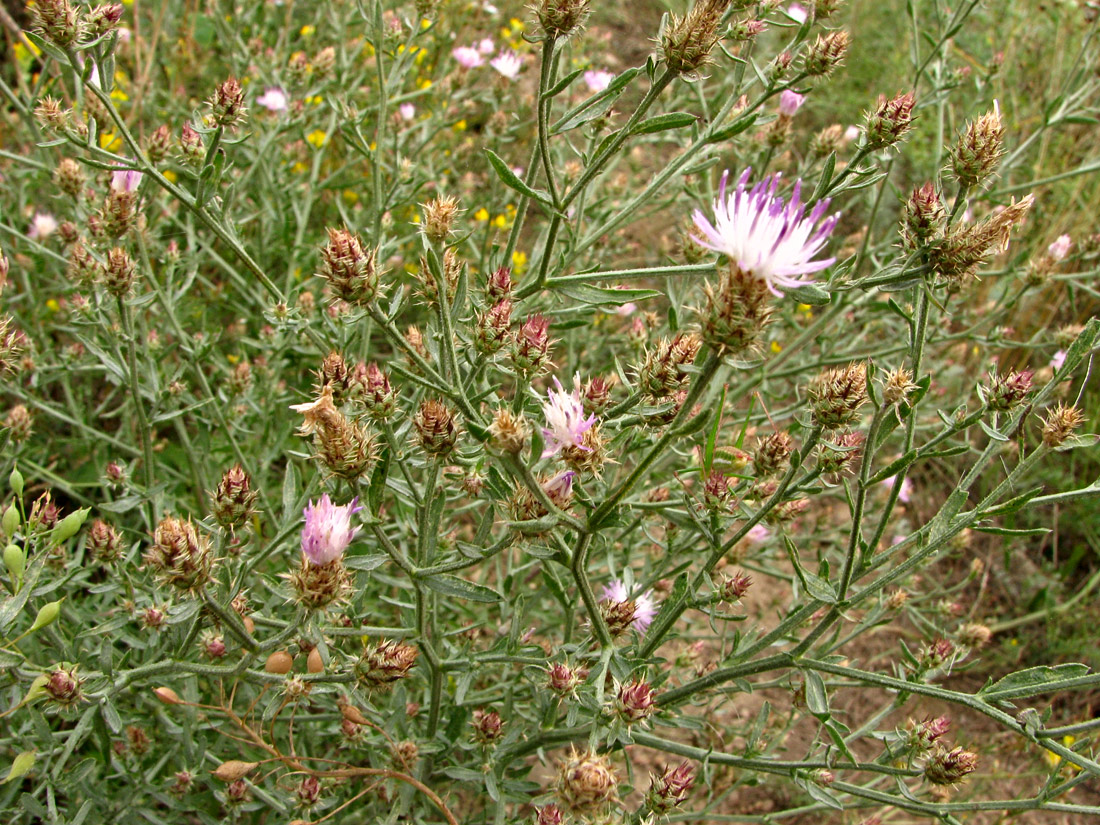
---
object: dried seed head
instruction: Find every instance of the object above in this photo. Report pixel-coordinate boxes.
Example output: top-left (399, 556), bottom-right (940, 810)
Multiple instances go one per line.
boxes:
top-left (421, 195), bottom-right (462, 244)
top-left (882, 367), bottom-right (918, 406)
top-left (562, 424), bottom-right (608, 477)
top-left (102, 247), bottom-right (137, 296)
top-left (536, 0), bottom-right (591, 38)
top-left (55, 158), bottom-right (86, 197)
top-left (638, 332), bottom-right (702, 400)
top-left (33, 0), bottom-right (86, 48)
top-left (45, 665), bottom-right (84, 707)
top-left (211, 465), bottom-right (258, 529)
top-left (956, 622), bottom-right (992, 649)
top-left (951, 107), bottom-right (1005, 187)
top-left (924, 745), bottom-right (978, 785)
top-left (753, 431), bottom-right (795, 476)
top-left (864, 92), bottom-right (916, 150)
top-left (0, 318), bottom-right (28, 375)
top-left (414, 399), bottom-right (460, 457)
top-left (319, 228), bottom-right (380, 305)
top-left (489, 407), bottom-right (531, 454)
top-left (294, 776), bottom-right (322, 808)
top-left (1041, 403), bottom-right (1085, 448)
top-left (661, 0), bottom-right (733, 76)
top-left (817, 430), bottom-right (864, 476)
top-left (930, 194), bottom-right (1034, 285)
top-left (556, 748), bottom-right (619, 814)
top-left (209, 77), bottom-right (247, 127)
top-left (35, 96), bottom-right (72, 131)
top-left (144, 516), bottom-right (215, 594)
top-left (804, 30), bottom-right (850, 76)
top-left (700, 265), bottom-right (774, 354)
top-left (356, 640), bottom-right (419, 689)
top-left (646, 761), bottom-right (695, 814)
top-left (808, 362), bottom-right (868, 429)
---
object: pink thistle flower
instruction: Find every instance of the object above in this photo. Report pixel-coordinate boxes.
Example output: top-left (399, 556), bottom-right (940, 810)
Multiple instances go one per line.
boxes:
top-left (1047, 234), bottom-right (1072, 261)
top-left (111, 167), bottom-right (143, 193)
top-left (490, 50), bottom-right (522, 79)
top-left (882, 476), bottom-right (913, 504)
top-left (747, 524), bottom-right (771, 544)
top-left (1050, 349), bottom-right (1067, 371)
top-left (452, 46), bottom-right (484, 69)
top-left (477, 38), bottom-right (495, 55)
top-left (301, 494), bottom-right (361, 565)
top-left (787, 2), bottom-right (809, 22)
top-left (399, 103), bottom-right (416, 121)
top-left (541, 375), bottom-right (597, 458)
top-left (691, 168), bottom-right (839, 297)
top-left (602, 579), bottom-right (657, 631)
top-left (778, 89), bottom-right (805, 116)
top-left (583, 69), bottom-right (614, 92)
top-left (256, 87), bottom-right (289, 113)
top-left (28, 212), bottom-right (58, 240)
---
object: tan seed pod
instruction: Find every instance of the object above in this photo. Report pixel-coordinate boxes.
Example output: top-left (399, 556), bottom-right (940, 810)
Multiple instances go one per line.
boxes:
top-left (265, 650), bottom-right (294, 674)
top-left (153, 686), bottom-right (183, 705)
top-left (307, 647), bottom-right (324, 674)
top-left (340, 703), bottom-right (369, 725)
top-left (211, 760), bottom-right (258, 782)
top-left (242, 615), bottom-right (255, 634)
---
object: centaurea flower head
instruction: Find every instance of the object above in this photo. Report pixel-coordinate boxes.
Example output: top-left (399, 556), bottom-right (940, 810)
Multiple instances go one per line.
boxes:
top-left (542, 375), bottom-right (597, 457)
top-left (300, 494), bottom-right (361, 565)
top-left (452, 46), bottom-right (484, 68)
top-left (778, 89), bottom-right (805, 116)
top-left (692, 168), bottom-right (839, 296)
top-left (110, 167), bottom-right (143, 194)
top-left (256, 87), bottom-right (289, 113)
top-left (601, 579), bottom-right (657, 633)
top-left (583, 69), bottom-right (613, 92)
top-left (490, 50), bottom-right (523, 79)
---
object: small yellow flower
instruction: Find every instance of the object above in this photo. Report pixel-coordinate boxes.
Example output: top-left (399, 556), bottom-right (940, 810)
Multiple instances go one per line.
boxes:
top-left (306, 130), bottom-right (327, 148)
top-left (99, 132), bottom-right (123, 151)
top-left (292, 161), bottom-right (309, 174)
top-left (46, 299), bottom-right (60, 313)
top-left (770, 341), bottom-right (783, 353)
top-left (415, 50), bottom-right (428, 65)
top-left (452, 119), bottom-right (467, 132)
top-left (305, 95), bottom-right (323, 106)
top-left (227, 354), bottom-right (240, 364)
top-left (420, 18), bottom-right (432, 29)
top-left (404, 262), bottom-right (418, 274)
top-left (342, 190), bottom-right (360, 204)
top-left (509, 17), bottom-right (524, 31)
top-left (110, 89), bottom-right (129, 102)
top-left (363, 42), bottom-right (376, 57)
top-left (492, 214), bottom-right (508, 230)
top-left (300, 24), bottom-right (315, 37)
top-left (474, 208), bottom-right (490, 222)
top-left (397, 44), bottom-right (407, 54)
top-left (511, 250), bottom-right (527, 274)
top-left (416, 77), bottom-right (432, 90)
top-left (163, 170), bottom-right (178, 183)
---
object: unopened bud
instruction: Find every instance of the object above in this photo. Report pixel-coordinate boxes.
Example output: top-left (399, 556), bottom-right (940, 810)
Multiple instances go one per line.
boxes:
top-left (951, 107), bottom-right (1004, 187)
top-left (807, 362), bottom-right (868, 429)
top-left (864, 92), bottom-right (915, 149)
top-left (804, 30), bottom-right (850, 76)
top-left (210, 77), bottom-right (246, 128)
top-left (536, 0), bottom-right (590, 38)
top-left (421, 195), bottom-right (461, 244)
top-left (413, 399), bottom-right (460, 457)
top-left (924, 745), bottom-right (978, 785)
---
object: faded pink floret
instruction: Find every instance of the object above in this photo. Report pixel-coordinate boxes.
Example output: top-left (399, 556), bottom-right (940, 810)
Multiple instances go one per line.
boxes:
top-left (747, 524), bottom-right (771, 544)
top-left (1050, 349), bottom-right (1067, 371)
top-left (301, 494), bottom-right (362, 566)
top-left (778, 90), bottom-right (805, 116)
top-left (584, 69), bottom-right (614, 92)
top-left (541, 375), bottom-right (596, 457)
top-left (28, 212), bottom-right (58, 240)
top-left (602, 580), bottom-right (657, 632)
top-left (477, 38), bottom-right (495, 55)
top-left (490, 50), bottom-right (522, 79)
top-left (691, 168), bottom-right (839, 297)
top-left (882, 476), bottom-right (913, 504)
top-left (1047, 234), bottom-right (1072, 261)
top-left (453, 46), bottom-right (484, 68)
top-left (787, 2), bottom-right (809, 22)
top-left (257, 87), bottom-right (289, 113)
top-left (111, 168), bottom-right (143, 193)
top-left (399, 103), bottom-right (416, 121)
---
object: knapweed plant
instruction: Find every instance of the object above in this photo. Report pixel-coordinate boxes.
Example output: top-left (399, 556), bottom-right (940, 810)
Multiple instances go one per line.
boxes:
top-left (1, 0), bottom-right (1099, 822)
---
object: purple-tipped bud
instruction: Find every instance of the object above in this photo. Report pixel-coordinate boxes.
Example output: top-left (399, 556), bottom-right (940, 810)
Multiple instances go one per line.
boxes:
top-left (486, 265), bottom-right (513, 302)
top-left (924, 745), bottom-right (978, 785)
top-left (210, 77), bottom-right (246, 127)
top-left (614, 678), bottom-right (657, 724)
top-left (356, 640), bottom-right (419, 689)
top-left (864, 92), bottom-right (916, 149)
top-left (951, 107), bottom-right (1005, 186)
top-left (981, 370), bottom-right (1032, 413)
top-left (808, 362), bottom-right (868, 429)
top-left (471, 708), bottom-right (504, 744)
top-left (511, 314), bottom-right (553, 376)
top-left (804, 30), bottom-right (850, 76)
top-left (646, 761), bottom-right (695, 814)
top-left (547, 662), bottom-right (583, 697)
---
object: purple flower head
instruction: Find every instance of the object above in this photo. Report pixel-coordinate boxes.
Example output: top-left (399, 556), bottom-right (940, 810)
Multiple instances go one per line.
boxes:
top-left (1050, 349), bottom-right (1067, 371)
top-left (111, 167), bottom-right (143, 194)
top-left (541, 374), bottom-right (596, 458)
top-left (602, 579), bottom-right (657, 632)
top-left (477, 38), bottom-right (495, 55)
top-left (28, 212), bottom-right (58, 240)
top-left (490, 50), bottom-right (522, 79)
top-left (452, 46), bottom-right (484, 69)
top-left (256, 87), bottom-right (289, 113)
top-left (692, 168), bottom-right (840, 297)
top-left (301, 494), bottom-right (362, 565)
top-left (543, 469), bottom-right (575, 500)
top-left (778, 90), bottom-right (805, 116)
top-left (584, 69), bottom-right (614, 93)
top-left (1047, 234), bottom-right (1072, 261)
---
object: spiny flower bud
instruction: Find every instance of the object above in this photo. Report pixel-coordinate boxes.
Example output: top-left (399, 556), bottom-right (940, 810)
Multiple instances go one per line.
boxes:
top-left (981, 370), bottom-right (1032, 413)
top-left (537, 0), bottom-right (590, 38)
top-left (317, 351), bottom-right (351, 402)
top-left (201, 631), bottom-right (227, 659)
top-left (209, 77), bottom-right (246, 128)
top-left (33, 0), bottom-right (86, 48)
top-left (562, 424), bottom-right (608, 477)
top-left (45, 665), bottom-right (84, 707)
top-left (88, 3), bottom-right (124, 37)
top-left (817, 430), bottom-right (863, 476)
top-left (1041, 403), bottom-right (1084, 448)
top-left (864, 92), bottom-right (916, 150)
top-left (472, 708), bottom-right (504, 744)
top-left (146, 124), bottom-right (173, 164)
top-left (754, 431), bottom-right (794, 476)
top-left (102, 247), bottom-right (137, 296)
top-left (486, 266), bottom-right (512, 302)
top-left (475, 299), bottom-right (513, 355)
top-left (87, 518), bottom-right (123, 563)
top-left (7, 403), bottom-right (35, 443)
top-left (0, 318), bottom-right (27, 375)
top-left (804, 30), bottom-right (850, 76)
top-left (702, 470), bottom-right (732, 512)
top-left (882, 367), bottom-right (918, 406)
top-left (144, 516), bottom-right (215, 594)
top-left (582, 376), bottom-right (614, 416)
top-left (924, 745), bottom-right (978, 785)
top-left (355, 362), bottom-right (399, 419)
top-left (294, 776), bottom-right (322, 808)
top-left (421, 195), bottom-right (462, 244)
top-left (356, 640), bottom-right (419, 689)
top-left (211, 465), bottom-right (258, 529)
top-left (810, 123), bottom-right (845, 158)
top-left (638, 332), bottom-right (702, 400)
top-left (956, 622), bottom-right (992, 649)
top-left (54, 158), bottom-right (86, 197)
top-left (547, 662), bottom-right (582, 697)
top-left (646, 761), bottom-right (695, 814)
top-left (535, 805), bottom-right (563, 825)
top-left (907, 715), bottom-right (950, 752)
top-left (319, 228), bottom-right (380, 305)
top-left (414, 399), bottom-right (460, 457)
top-left (919, 637), bottom-right (956, 671)
top-left (951, 107), bottom-right (1004, 187)
top-left (489, 407), bottom-right (530, 454)
top-left (808, 362), bottom-right (868, 429)
top-left (179, 123), bottom-right (204, 164)
top-left (720, 570), bottom-right (752, 602)
top-left (556, 748), bottom-right (619, 814)
top-left (729, 18), bottom-right (767, 41)
top-left (614, 678), bottom-right (657, 725)
top-left (511, 314), bottom-right (553, 376)
top-left (700, 265), bottom-right (774, 354)
top-left (661, 0), bottom-right (732, 76)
